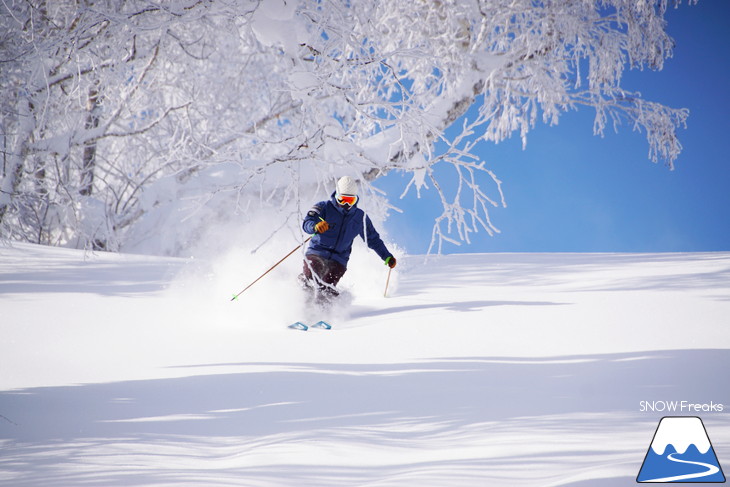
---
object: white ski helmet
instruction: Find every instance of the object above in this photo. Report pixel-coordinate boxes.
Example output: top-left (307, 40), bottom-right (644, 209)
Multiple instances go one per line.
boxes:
top-left (336, 176), bottom-right (358, 196)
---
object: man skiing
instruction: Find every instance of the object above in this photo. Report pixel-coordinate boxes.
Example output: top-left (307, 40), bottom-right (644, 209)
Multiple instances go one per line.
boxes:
top-left (300, 176), bottom-right (396, 304)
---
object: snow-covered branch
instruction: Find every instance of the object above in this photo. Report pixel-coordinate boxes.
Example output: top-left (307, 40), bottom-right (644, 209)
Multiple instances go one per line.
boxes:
top-left (0, 0), bottom-right (694, 255)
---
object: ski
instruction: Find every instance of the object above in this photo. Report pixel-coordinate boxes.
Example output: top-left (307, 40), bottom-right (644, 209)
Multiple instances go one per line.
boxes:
top-left (311, 320), bottom-right (332, 330)
top-left (287, 320), bottom-right (332, 331)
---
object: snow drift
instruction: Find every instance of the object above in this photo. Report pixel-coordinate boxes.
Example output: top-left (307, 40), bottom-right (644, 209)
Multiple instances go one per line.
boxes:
top-left (1, 243), bottom-right (729, 486)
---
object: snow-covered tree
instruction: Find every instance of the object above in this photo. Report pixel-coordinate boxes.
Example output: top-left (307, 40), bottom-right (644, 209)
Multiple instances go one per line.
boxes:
top-left (0, 0), bottom-right (691, 255)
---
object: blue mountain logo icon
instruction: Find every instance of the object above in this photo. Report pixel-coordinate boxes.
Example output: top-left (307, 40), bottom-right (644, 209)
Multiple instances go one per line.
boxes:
top-left (637, 416), bottom-right (726, 483)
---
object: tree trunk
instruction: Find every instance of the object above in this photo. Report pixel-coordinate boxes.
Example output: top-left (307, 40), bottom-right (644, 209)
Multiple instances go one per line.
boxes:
top-left (0, 98), bottom-right (34, 228)
top-left (79, 86), bottom-right (100, 197)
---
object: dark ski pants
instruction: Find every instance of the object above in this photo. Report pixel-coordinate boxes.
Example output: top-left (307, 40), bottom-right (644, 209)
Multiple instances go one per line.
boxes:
top-left (300, 254), bottom-right (346, 298)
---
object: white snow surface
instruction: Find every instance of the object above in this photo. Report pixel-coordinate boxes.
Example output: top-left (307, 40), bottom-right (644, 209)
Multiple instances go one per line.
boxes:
top-left (1, 242), bottom-right (729, 486)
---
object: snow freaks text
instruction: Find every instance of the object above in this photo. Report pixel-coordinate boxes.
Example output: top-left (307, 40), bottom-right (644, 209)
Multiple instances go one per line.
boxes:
top-left (639, 401), bottom-right (724, 413)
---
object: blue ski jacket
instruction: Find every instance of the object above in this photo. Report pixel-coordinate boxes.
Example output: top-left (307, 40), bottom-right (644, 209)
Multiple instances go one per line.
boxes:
top-left (303, 193), bottom-right (392, 268)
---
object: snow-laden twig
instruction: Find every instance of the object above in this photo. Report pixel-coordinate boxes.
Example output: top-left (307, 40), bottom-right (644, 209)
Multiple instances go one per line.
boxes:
top-left (0, 0), bottom-right (693, 254)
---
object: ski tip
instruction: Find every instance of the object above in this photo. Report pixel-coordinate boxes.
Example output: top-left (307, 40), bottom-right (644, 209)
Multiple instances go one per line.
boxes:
top-left (311, 320), bottom-right (332, 330)
top-left (288, 322), bottom-right (309, 331)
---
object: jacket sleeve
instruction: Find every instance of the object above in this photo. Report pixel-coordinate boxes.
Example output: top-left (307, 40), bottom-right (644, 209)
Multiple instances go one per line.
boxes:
top-left (363, 215), bottom-right (392, 261)
top-left (303, 202), bottom-right (326, 234)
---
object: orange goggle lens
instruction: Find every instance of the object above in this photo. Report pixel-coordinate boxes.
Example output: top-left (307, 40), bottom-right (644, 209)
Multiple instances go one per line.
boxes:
top-left (336, 194), bottom-right (358, 206)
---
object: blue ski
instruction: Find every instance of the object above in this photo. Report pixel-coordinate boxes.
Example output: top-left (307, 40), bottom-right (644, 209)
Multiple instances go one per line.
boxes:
top-left (311, 320), bottom-right (332, 330)
top-left (287, 320), bottom-right (332, 331)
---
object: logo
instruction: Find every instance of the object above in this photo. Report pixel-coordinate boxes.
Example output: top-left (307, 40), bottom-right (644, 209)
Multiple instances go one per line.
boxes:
top-left (637, 416), bottom-right (726, 483)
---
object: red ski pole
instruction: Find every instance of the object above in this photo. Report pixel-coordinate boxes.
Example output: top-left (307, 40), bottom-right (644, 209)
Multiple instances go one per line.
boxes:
top-left (231, 236), bottom-right (312, 301)
top-left (384, 266), bottom-right (393, 298)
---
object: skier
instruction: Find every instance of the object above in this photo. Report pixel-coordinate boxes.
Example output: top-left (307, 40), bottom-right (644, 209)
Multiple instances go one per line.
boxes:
top-left (300, 176), bottom-right (396, 304)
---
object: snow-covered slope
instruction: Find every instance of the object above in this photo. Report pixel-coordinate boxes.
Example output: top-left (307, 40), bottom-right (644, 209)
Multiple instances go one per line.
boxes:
top-left (1, 242), bottom-right (729, 486)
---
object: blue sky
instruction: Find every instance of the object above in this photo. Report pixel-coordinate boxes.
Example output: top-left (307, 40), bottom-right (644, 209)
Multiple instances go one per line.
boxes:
top-left (374, 1), bottom-right (730, 254)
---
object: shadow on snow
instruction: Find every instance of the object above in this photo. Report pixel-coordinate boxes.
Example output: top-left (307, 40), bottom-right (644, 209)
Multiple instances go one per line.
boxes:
top-left (1, 349), bottom-right (728, 486)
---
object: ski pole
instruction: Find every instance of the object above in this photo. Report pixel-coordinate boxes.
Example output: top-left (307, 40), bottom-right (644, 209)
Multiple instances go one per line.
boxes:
top-left (231, 236), bottom-right (312, 301)
top-left (384, 266), bottom-right (392, 298)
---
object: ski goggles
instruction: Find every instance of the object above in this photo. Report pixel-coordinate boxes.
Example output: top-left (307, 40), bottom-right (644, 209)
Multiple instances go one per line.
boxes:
top-left (336, 193), bottom-right (358, 207)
